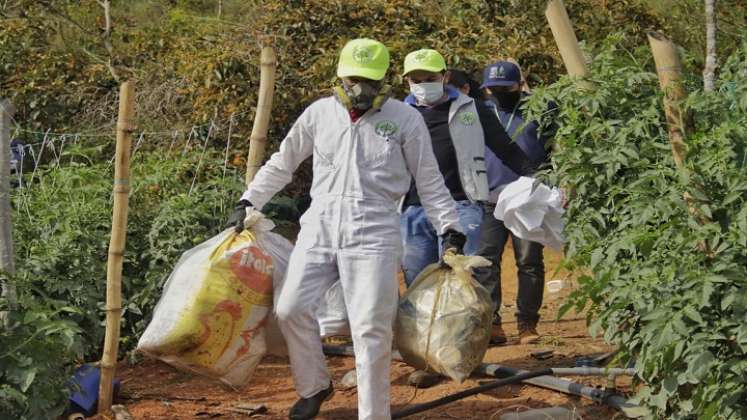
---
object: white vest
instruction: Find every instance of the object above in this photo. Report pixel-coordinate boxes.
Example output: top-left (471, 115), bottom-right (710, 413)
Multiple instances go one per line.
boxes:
top-left (447, 93), bottom-right (490, 202)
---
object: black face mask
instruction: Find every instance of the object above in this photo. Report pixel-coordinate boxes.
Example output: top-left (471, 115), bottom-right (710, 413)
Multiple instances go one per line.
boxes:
top-left (492, 91), bottom-right (522, 109)
top-left (342, 81), bottom-right (380, 110)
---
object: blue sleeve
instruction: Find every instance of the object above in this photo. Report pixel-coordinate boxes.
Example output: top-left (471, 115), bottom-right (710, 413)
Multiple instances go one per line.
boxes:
top-left (475, 101), bottom-right (534, 176)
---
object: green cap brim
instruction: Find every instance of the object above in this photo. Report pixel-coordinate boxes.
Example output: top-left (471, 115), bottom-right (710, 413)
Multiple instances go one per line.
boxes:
top-left (337, 65), bottom-right (386, 81)
top-left (403, 63), bottom-right (446, 76)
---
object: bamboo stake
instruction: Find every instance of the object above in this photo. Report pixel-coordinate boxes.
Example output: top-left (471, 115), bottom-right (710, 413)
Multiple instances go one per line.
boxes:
top-left (545, 0), bottom-right (590, 80)
top-left (245, 46), bottom-right (277, 186)
top-left (98, 81), bottom-right (135, 413)
top-left (0, 99), bottom-right (16, 325)
top-left (647, 32), bottom-right (690, 169)
top-left (545, 0), bottom-right (589, 201)
top-left (648, 32), bottom-right (712, 233)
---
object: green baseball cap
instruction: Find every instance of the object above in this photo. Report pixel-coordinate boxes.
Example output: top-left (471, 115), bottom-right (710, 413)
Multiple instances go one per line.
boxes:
top-left (337, 38), bottom-right (390, 81)
top-left (403, 49), bottom-right (446, 76)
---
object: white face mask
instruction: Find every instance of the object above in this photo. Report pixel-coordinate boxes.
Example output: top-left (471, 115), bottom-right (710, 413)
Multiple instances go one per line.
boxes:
top-left (409, 81), bottom-right (444, 105)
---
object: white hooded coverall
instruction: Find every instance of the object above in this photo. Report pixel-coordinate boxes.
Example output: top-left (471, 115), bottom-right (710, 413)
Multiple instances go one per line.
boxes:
top-left (241, 95), bottom-right (461, 420)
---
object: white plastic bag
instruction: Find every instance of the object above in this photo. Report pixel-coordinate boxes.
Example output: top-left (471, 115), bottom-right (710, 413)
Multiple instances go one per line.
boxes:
top-left (317, 282), bottom-right (351, 338)
top-left (494, 176), bottom-right (565, 250)
top-left (137, 210), bottom-right (293, 387)
top-left (261, 265), bottom-right (352, 356)
top-left (268, 278), bottom-right (351, 348)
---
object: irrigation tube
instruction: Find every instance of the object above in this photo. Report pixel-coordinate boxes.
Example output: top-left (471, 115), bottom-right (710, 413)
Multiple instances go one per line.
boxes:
top-left (546, 367), bottom-right (636, 377)
top-left (322, 344), bottom-right (355, 357)
top-left (323, 345), bottom-right (634, 379)
top-left (323, 344), bottom-right (641, 417)
top-left (477, 364), bottom-right (641, 416)
top-left (391, 368), bottom-right (554, 419)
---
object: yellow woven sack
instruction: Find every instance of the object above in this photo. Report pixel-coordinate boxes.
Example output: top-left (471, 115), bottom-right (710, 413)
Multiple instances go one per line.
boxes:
top-left (138, 211), bottom-right (292, 387)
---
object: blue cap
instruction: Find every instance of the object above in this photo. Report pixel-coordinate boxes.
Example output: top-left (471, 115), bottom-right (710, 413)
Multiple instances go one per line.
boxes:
top-left (481, 61), bottom-right (521, 88)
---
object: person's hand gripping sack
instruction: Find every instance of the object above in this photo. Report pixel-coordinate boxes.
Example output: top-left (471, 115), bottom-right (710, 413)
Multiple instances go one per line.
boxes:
top-left (441, 229), bottom-right (467, 258)
top-left (227, 199), bottom-right (253, 233)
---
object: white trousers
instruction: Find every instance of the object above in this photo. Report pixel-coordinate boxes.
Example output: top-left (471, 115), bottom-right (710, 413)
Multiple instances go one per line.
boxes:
top-left (275, 245), bottom-right (399, 420)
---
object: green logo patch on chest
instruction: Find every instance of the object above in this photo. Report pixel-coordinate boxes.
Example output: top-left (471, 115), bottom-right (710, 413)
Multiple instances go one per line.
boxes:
top-left (375, 120), bottom-right (399, 137)
top-left (459, 111), bottom-right (477, 125)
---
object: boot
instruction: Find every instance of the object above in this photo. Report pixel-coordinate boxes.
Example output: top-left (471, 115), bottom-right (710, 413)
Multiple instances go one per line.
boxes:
top-left (407, 370), bottom-right (442, 388)
top-left (518, 321), bottom-right (541, 345)
top-left (288, 382), bottom-right (334, 420)
top-left (490, 323), bottom-right (508, 345)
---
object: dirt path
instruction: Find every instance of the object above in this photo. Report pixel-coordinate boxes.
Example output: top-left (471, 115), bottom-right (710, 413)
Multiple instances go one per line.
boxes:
top-left (107, 247), bottom-right (626, 419)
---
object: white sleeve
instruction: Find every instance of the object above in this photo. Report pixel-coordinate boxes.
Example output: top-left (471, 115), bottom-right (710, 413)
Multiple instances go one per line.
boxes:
top-left (240, 108), bottom-right (314, 209)
top-left (401, 114), bottom-right (463, 235)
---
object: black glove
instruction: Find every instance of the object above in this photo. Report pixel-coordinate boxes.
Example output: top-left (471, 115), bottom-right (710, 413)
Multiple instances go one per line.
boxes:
top-left (227, 199), bottom-right (253, 233)
top-left (441, 229), bottom-right (467, 257)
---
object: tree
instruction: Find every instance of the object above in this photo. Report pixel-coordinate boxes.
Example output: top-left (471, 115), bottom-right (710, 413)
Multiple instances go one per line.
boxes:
top-left (703, 0), bottom-right (717, 92)
top-left (97, 0), bottom-right (119, 82)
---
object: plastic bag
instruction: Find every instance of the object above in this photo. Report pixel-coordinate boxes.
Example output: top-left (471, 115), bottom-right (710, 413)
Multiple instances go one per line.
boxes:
top-left (395, 253), bottom-right (493, 382)
top-left (494, 176), bottom-right (565, 250)
top-left (258, 223), bottom-right (294, 358)
top-left (266, 276), bottom-right (351, 356)
top-left (317, 282), bottom-right (351, 338)
top-left (137, 210), bottom-right (293, 387)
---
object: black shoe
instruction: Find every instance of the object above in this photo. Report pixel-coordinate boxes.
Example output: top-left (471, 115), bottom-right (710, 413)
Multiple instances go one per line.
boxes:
top-left (489, 323), bottom-right (508, 346)
top-left (407, 370), bottom-right (442, 388)
top-left (288, 382), bottom-right (334, 420)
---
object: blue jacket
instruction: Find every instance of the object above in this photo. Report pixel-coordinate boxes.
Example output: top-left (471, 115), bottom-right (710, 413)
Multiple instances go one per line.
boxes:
top-left (10, 139), bottom-right (25, 174)
top-left (484, 95), bottom-right (554, 199)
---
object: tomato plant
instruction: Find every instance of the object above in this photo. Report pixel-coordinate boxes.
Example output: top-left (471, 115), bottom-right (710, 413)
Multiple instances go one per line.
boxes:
top-left (525, 35), bottom-right (747, 418)
top-left (2, 146), bottom-right (302, 418)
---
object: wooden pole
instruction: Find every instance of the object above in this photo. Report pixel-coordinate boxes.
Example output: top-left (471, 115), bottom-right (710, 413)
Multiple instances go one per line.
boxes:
top-left (545, 0), bottom-right (590, 80)
top-left (0, 99), bottom-right (16, 325)
top-left (98, 81), bottom-right (135, 413)
top-left (647, 32), bottom-right (712, 233)
top-left (544, 0), bottom-right (588, 202)
top-left (647, 31), bottom-right (689, 169)
top-left (245, 46), bottom-right (277, 186)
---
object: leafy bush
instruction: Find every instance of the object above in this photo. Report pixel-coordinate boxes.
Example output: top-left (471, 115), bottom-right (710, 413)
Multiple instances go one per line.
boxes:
top-left (526, 36), bottom-right (747, 418)
top-left (5, 144), bottom-right (302, 419)
top-left (0, 297), bottom-right (82, 420)
top-left (11, 148), bottom-right (246, 358)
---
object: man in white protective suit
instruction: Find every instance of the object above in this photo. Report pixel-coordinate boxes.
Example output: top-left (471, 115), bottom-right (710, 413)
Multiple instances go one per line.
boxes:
top-left (227, 38), bottom-right (465, 420)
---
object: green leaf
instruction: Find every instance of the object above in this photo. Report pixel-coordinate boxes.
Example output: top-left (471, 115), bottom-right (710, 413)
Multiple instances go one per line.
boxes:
top-left (662, 376), bottom-right (678, 396)
top-left (688, 351), bottom-right (716, 381)
top-left (19, 368), bottom-right (37, 393)
top-left (682, 306), bottom-right (704, 324)
top-left (650, 390), bottom-right (668, 410)
top-left (679, 399), bottom-right (694, 413)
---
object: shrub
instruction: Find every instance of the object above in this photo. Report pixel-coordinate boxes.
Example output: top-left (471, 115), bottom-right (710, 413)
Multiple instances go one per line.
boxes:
top-left (525, 35), bottom-right (747, 418)
top-left (5, 139), bottom-right (301, 419)
top-left (0, 296), bottom-right (82, 420)
top-left (11, 148), bottom-right (246, 358)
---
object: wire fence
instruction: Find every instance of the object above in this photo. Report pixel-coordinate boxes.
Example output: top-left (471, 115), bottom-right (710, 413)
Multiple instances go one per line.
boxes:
top-left (9, 111), bottom-right (248, 189)
top-left (8, 111), bottom-right (251, 223)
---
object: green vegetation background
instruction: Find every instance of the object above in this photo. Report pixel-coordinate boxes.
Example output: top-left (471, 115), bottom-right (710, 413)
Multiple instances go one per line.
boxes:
top-left (1, 1), bottom-right (746, 419)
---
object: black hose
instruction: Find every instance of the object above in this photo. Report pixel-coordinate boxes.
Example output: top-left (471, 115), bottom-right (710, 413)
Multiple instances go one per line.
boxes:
top-left (323, 343), bottom-right (404, 361)
top-left (322, 344), bottom-right (355, 357)
top-left (391, 368), bottom-right (554, 419)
